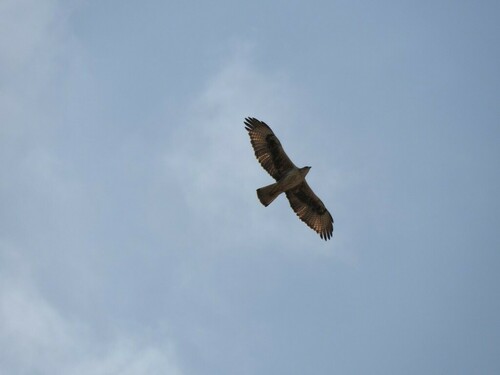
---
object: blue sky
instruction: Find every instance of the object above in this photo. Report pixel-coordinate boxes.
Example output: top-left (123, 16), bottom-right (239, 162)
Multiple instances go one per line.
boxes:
top-left (1, 0), bottom-right (499, 374)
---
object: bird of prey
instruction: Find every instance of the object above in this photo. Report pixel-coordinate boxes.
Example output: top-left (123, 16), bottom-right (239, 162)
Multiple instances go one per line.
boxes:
top-left (244, 117), bottom-right (334, 240)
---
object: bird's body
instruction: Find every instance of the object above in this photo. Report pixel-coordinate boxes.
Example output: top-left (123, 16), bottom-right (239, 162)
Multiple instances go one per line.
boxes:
top-left (256, 166), bottom-right (310, 207)
top-left (244, 117), bottom-right (334, 240)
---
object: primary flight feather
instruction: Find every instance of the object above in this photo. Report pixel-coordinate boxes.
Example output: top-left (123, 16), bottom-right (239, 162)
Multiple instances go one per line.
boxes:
top-left (244, 117), bottom-right (334, 240)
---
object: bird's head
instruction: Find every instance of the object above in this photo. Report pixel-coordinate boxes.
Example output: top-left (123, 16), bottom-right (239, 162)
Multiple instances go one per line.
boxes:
top-left (301, 166), bottom-right (311, 176)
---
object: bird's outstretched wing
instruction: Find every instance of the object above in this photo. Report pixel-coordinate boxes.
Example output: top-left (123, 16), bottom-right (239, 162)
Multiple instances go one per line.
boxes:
top-left (244, 117), bottom-right (296, 180)
top-left (286, 182), bottom-right (334, 240)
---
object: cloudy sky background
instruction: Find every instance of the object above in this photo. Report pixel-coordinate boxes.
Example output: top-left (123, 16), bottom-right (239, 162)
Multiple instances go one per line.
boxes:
top-left (1, 0), bottom-right (499, 374)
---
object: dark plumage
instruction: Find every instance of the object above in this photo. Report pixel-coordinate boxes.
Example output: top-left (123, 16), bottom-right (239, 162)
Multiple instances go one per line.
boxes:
top-left (244, 117), bottom-right (334, 240)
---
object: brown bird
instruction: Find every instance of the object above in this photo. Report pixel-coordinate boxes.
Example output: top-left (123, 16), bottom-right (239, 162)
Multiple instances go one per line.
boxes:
top-left (244, 117), bottom-right (334, 240)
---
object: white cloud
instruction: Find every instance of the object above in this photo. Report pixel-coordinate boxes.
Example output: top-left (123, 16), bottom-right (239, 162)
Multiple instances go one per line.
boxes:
top-left (163, 49), bottom-right (308, 247)
top-left (0, 0), bottom-right (92, 250)
top-left (0, 2), bottom-right (184, 373)
top-left (162, 48), bottom-right (348, 258)
top-left (0, 0), bottom-right (58, 70)
top-left (0, 1), bottom-right (349, 369)
top-left (71, 340), bottom-right (182, 375)
top-left (0, 251), bottom-right (183, 375)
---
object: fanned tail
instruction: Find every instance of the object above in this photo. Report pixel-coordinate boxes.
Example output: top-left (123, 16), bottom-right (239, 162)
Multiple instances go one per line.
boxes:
top-left (256, 183), bottom-right (282, 207)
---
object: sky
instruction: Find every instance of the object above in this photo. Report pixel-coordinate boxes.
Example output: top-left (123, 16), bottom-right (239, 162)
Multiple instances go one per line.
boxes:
top-left (1, 0), bottom-right (499, 374)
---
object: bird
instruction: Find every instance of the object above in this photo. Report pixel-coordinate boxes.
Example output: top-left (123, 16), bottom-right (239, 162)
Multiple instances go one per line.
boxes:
top-left (244, 117), bottom-right (334, 240)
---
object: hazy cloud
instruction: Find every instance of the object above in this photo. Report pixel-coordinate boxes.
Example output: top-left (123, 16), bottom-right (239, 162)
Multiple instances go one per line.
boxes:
top-left (164, 49), bottom-right (342, 253)
top-left (0, 253), bottom-right (182, 375)
top-left (1, 1), bottom-right (498, 374)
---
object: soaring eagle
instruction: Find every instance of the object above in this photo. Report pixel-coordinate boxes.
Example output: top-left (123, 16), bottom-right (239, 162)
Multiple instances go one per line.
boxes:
top-left (244, 117), bottom-right (334, 240)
